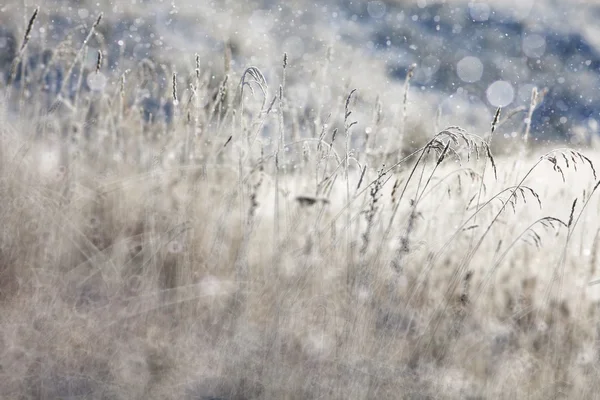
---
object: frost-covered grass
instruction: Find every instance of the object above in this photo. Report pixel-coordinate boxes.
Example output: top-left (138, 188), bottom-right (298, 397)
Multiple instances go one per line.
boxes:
top-left (3, 2), bottom-right (600, 400)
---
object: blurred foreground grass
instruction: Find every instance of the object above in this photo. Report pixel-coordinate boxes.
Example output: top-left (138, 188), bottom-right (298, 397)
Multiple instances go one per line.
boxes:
top-left (2, 4), bottom-right (600, 400)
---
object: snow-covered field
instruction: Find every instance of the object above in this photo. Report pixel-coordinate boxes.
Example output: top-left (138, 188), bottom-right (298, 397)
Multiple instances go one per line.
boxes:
top-left (2, 1), bottom-right (600, 399)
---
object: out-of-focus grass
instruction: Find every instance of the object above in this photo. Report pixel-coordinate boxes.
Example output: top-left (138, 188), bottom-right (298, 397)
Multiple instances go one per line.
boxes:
top-left (2, 3), bottom-right (600, 400)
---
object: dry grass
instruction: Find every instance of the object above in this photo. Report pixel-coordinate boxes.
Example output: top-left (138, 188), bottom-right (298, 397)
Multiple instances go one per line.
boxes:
top-left (2, 4), bottom-right (600, 400)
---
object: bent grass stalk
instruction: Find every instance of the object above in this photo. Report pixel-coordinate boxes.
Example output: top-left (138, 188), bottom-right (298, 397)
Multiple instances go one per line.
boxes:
top-left (473, 216), bottom-right (568, 301)
top-left (411, 149), bottom-right (596, 362)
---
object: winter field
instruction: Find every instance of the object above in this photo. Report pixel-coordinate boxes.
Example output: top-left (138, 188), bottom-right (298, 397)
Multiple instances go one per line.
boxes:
top-left (3, 0), bottom-right (600, 398)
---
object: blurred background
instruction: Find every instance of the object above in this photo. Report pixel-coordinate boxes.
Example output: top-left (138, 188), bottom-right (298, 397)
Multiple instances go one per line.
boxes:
top-left (2, 0), bottom-right (600, 148)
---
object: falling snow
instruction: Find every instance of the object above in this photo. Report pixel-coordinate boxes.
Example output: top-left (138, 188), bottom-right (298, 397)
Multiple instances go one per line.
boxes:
top-left (487, 80), bottom-right (515, 107)
top-left (87, 72), bottom-right (107, 92)
top-left (2, 0), bottom-right (599, 145)
top-left (367, 1), bottom-right (387, 19)
top-left (457, 56), bottom-right (484, 83)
